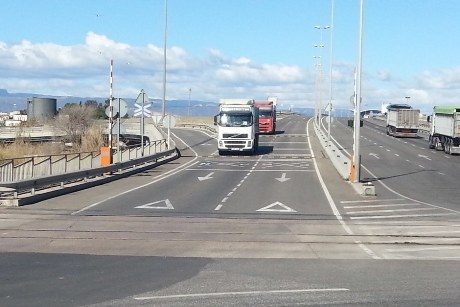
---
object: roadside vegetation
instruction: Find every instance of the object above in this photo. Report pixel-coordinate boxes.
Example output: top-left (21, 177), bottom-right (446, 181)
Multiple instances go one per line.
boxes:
top-left (0, 101), bottom-right (214, 161)
top-left (0, 100), bottom-right (107, 161)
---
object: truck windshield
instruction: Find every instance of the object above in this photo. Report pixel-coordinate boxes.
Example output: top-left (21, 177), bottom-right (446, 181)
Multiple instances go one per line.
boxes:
top-left (259, 110), bottom-right (273, 118)
top-left (219, 112), bottom-right (253, 127)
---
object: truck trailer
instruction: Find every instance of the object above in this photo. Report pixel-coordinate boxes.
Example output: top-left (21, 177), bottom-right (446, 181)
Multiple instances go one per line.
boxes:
top-left (255, 101), bottom-right (276, 134)
top-left (428, 106), bottom-right (460, 155)
top-left (214, 99), bottom-right (259, 155)
top-left (386, 104), bottom-right (420, 137)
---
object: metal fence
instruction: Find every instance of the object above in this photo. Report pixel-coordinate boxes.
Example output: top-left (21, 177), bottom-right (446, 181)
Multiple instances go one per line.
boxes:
top-left (0, 139), bottom-right (167, 183)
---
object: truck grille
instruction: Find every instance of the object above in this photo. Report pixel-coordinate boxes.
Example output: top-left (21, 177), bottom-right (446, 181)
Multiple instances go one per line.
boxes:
top-left (223, 133), bottom-right (248, 138)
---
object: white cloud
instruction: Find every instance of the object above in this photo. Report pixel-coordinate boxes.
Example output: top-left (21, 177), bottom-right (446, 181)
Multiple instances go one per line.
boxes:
top-left (0, 32), bottom-right (459, 114)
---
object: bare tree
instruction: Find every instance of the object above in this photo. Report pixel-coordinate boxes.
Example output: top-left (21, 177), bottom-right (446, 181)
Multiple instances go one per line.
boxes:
top-left (55, 104), bottom-right (97, 146)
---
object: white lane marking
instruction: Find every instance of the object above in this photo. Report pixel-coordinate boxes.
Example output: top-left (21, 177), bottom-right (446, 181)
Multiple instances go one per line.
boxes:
top-left (214, 155), bottom-right (263, 211)
top-left (343, 203), bottom-right (420, 209)
top-left (347, 207), bottom-right (437, 215)
top-left (340, 199), bottom-right (404, 204)
top-left (418, 154), bottom-right (431, 161)
top-left (134, 288), bottom-right (350, 300)
top-left (385, 246), bottom-right (460, 252)
top-left (256, 201), bottom-right (297, 213)
top-left (275, 173), bottom-right (291, 182)
top-left (350, 213), bottom-right (456, 220)
top-left (406, 230), bottom-right (460, 235)
top-left (72, 131), bottom-right (199, 215)
top-left (135, 199), bottom-right (174, 210)
top-left (369, 153), bottom-right (379, 159)
top-left (311, 120), bottom-right (381, 259)
top-left (197, 172), bottom-right (214, 181)
top-left (418, 165), bottom-right (425, 168)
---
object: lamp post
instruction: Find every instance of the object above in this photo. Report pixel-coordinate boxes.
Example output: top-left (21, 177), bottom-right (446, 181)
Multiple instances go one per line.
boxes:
top-left (351, 0), bottom-right (364, 183)
top-left (313, 55), bottom-right (322, 126)
top-left (161, 0), bottom-right (168, 120)
top-left (327, 0), bottom-right (335, 142)
top-left (314, 25), bottom-right (330, 127)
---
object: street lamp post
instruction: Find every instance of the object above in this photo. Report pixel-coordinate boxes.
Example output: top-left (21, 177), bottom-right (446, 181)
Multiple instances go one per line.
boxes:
top-left (351, 0), bottom-right (364, 183)
top-left (161, 0), bottom-right (168, 120)
top-left (314, 25), bottom-right (330, 128)
top-left (327, 0), bottom-right (335, 142)
top-left (313, 55), bottom-right (321, 126)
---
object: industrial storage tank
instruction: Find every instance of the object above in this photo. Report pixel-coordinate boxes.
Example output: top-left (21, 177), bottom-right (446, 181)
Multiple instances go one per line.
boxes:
top-left (27, 97), bottom-right (57, 120)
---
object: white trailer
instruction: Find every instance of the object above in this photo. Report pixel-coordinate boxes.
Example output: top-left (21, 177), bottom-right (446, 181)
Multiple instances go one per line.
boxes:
top-left (214, 99), bottom-right (259, 155)
top-left (428, 106), bottom-right (460, 155)
top-left (386, 104), bottom-right (420, 137)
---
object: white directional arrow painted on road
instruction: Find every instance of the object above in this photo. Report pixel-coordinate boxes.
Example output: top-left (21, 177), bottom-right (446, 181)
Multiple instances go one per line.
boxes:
top-left (275, 173), bottom-right (291, 182)
top-left (135, 199), bottom-right (174, 210)
top-left (369, 153), bottom-right (380, 159)
top-left (198, 172), bottom-right (215, 181)
top-left (256, 201), bottom-right (297, 213)
top-left (418, 154), bottom-right (431, 160)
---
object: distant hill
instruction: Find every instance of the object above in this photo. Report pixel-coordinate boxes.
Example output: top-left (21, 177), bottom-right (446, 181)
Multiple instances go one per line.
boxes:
top-left (0, 89), bottom-right (218, 117)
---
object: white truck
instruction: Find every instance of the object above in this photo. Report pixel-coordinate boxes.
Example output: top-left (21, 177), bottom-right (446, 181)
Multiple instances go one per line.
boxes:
top-left (428, 106), bottom-right (460, 155)
top-left (386, 104), bottom-right (420, 137)
top-left (214, 99), bottom-right (259, 155)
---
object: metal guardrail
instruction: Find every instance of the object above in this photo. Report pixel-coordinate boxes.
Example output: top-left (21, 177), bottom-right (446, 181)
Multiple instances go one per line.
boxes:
top-left (0, 139), bottom-right (168, 182)
top-left (0, 147), bottom-right (177, 206)
top-left (177, 123), bottom-right (217, 134)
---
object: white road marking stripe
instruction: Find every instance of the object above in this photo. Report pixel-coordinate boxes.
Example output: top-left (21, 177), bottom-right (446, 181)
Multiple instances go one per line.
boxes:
top-left (347, 207), bottom-right (437, 214)
top-left (350, 213), bottom-right (456, 220)
top-left (134, 288), bottom-right (350, 300)
top-left (343, 203), bottom-right (420, 209)
top-left (340, 199), bottom-right (404, 204)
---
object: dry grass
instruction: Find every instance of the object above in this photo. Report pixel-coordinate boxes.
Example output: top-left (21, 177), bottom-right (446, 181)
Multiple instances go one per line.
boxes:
top-left (0, 123), bottom-right (105, 161)
top-left (0, 142), bottom-right (64, 160)
top-left (177, 116), bottom-right (214, 125)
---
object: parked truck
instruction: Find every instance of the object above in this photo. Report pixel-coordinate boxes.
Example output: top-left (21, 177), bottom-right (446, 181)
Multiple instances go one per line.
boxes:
top-left (214, 99), bottom-right (259, 155)
top-left (428, 106), bottom-right (460, 155)
top-left (255, 101), bottom-right (276, 134)
top-left (386, 104), bottom-right (420, 137)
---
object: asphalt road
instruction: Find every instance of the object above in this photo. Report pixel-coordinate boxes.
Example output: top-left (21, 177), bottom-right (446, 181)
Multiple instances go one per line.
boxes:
top-left (1, 114), bottom-right (460, 306)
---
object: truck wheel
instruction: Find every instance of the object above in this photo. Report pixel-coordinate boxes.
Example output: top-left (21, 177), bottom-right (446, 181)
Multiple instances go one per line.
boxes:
top-left (445, 139), bottom-right (452, 155)
top-left (218, 150), bottom-right (225, 156)
top-left (435, 139), bottom-right (444, 151)
top-left (428, 136), bottom-right (435, 149)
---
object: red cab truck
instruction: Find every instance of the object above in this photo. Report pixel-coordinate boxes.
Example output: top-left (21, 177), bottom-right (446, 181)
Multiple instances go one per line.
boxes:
top-left (255, 101), bottom-right (276, 134)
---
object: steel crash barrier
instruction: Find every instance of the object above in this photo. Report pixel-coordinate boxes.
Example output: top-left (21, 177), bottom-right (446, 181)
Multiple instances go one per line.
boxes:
top-left (0, 139), bottom-right (178, 206)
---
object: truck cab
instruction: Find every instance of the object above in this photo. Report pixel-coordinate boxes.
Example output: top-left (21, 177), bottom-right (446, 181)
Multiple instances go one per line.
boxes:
top-left (214, 99), bottom-right (259, 155)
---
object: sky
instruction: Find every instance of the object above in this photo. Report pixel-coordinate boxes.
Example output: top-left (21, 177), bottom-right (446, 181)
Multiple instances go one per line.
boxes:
top-left (2, 0), bottom-right (460, 114)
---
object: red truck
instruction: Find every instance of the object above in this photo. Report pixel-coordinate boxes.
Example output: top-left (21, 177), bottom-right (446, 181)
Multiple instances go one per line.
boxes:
top-left (255, 101), bottom-right (276, 134)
